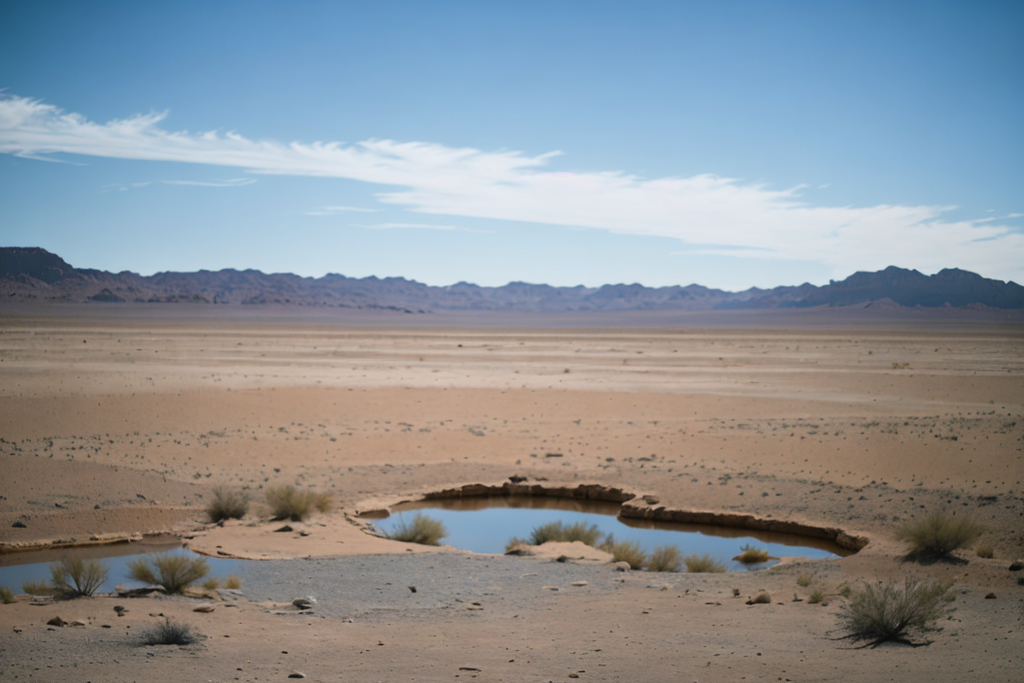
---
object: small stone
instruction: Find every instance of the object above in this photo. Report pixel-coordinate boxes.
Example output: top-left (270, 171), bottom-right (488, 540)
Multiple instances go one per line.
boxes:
top-left (70, 620), bottom-right (86, 627)
top-left (275, 525), bottom-right (294, 533)
top-left (1008, 560), bottom-right (1024, 571)
top-left (287, 672), bottom-right (306, 679)
top-left (570, 581), bottom-right (588, 587)
top-left (11, 520), bottom-right (26, 528)
top-left (458, 667), bottom-right (481, 672)
top-left (12, 626), bottom-right (22, 633)
top-left (985, 592), bottom-right (997, 599)
top-left (292, 598), bottom-right (315, 610)
top-left (642, 494), bottom-right (660, 505)
top-left (46, 616), bottom-right (66, 627)
top-left (613, 561), bottom-right (631, 571)
top-left (194, 605), bottom-right (216, 613)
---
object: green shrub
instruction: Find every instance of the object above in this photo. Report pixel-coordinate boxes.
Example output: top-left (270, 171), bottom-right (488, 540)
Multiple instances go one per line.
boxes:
top-left (385, 513), bottom-right (448, 545)
top-left (141, 617), bottom-right (201, 646)
top-left (749, 592), bottom-right (772, 604)
top-left (647, 545), bottom-right (682, 572)
top-left (0, 586), bottom-right (14, 604)
top-left (128, 553), bottom-right (210, 594)
top-left (529, 521), bottom-right (602, 546)
top-left (606, 539), bottom-right (647, 569)
top-left (839, 578), bottom-right (953, 646)
top-left (206, 487), bottom-right (249, 522)
top-left (895, 511), bottom-right (984, 558)
top-left (684, 553), bottom-right (727, 573)
top-left (265, 485), bottom-right (332, 522)
top-left (808, 590), bottom-right (825, 604)
top-left (49, 557), bottom-right (108, 598)
top-left (796, 574), bottom-right (813, 587)
top-left (735, 544), bottom-right (770, 564)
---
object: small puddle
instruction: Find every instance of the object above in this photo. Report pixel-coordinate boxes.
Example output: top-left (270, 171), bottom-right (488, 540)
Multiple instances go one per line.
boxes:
top-left (0, 536), bottom-right (242, 595)
top-left (367, 497), bottom-right (851, 571)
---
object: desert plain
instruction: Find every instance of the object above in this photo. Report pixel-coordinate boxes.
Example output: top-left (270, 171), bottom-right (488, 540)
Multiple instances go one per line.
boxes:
top-left (1, 303), bottom-right (1022, 682)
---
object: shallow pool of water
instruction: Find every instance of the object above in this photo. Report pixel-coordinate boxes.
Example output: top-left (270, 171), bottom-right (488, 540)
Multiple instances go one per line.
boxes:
top-left (368, 497), bottom-right (848, 571)
top-left (0, 536), bottom-right (242, 595)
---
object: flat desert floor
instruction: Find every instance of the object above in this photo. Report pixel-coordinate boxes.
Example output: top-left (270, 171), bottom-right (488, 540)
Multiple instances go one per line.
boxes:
top-left (1, 304), bottom-right (1022, 682)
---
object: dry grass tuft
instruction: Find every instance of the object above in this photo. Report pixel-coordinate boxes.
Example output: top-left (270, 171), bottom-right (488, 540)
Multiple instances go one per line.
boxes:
top-left (265, 485), bottom-right (332, 522)
top-left (684, 553), bottom-right (727, 573)
top-left (975, 543), bottom-right (994, 559)
top-left (385, 513), bottom-right (448, 545)
top-left (224, 574), bottom-right (243, 589)
top-left (808, 590), bottom-right (825, 604)
top-left (128, 553), bottom-right (210, 594)
top-left (141, 618), bottom-right (201, 646)
top-left (749, 592), bottom-right (772, 604)
top-left (206, 487), bottom-right (249, 523)
top-left (895, 511), bottom-right (984, 558)
top-left (735, 543), bottom-right (770, 564)
top-left (602, 538), bottom-right (647, 569)
top-left (0, 586), bottom-right (14, 604)
top-left (796, 574), bottom-right (813, 587)
top-left (647, 545), bottom-right (682, 572)
top-left (49, 557), bottom-right (108, 598)
top-left (529, 521), bottom-right (603, 546)
top-left (839, 577), bottom-right (953, 646)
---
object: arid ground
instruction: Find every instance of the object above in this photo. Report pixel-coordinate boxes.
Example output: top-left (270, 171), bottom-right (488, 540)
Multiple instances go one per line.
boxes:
top-left (1, 304), bottom-right (1022, 682)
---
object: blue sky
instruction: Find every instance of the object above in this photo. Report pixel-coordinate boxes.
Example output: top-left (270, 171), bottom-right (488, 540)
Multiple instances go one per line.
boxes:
top-left (1, 0), bottom-right (1022, 291)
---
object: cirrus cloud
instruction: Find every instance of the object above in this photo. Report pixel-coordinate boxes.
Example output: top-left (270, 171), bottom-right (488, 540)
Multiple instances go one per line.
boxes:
top-left (1, 93), bottom-right (1021, 283)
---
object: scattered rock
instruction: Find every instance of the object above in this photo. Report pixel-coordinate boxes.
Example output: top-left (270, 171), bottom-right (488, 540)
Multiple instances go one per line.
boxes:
top-left (136, 493), bottom-right (146, 500)
top-left (70, 620), bottom-right (86, 627)
top-left (11, 520), bottom-right (26, 528)
top-left (985, 592), bottom-right (997, 599)
top-left (292, 597), bottom-right (316, 610)
top-left (408, 586), bottom-right (417, 593)
top-left (194, 605), bottom-right (216, 613)
top-left (508, 475), bottom-right (528, 483)
top-left (642, 494), bottom-right (660, 505)
top-left (544, 453), bottom-right (563, 458)
top-left (613, 561), bottom-right (631, 571)
top-left (287, 672), bottom-right (306, 679)
top-left (46, 616), bottom-right (67, 627)
top-left (13, 626), bottom-right (23, 633)
top-left (275, 525), bottom-right (294, 533)
top-left (571, 581), bottom-right (588, 587)
top-left (458, 666), bottom-right (481, 672)
top-left (113, 605), bottom-right (127, 615)
top-left (1008, 560), bottom-right (1023, 571)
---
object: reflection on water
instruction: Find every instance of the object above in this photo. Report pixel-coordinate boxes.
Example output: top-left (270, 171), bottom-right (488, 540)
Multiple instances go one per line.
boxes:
top-left (0, 536), bottom-right (241, 595)
top-left (369, 497), bottom-right (849, 571)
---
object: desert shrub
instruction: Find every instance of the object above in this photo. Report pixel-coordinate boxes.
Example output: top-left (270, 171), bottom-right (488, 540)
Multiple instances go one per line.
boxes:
top-left (975, 543), bottom-right (994, 559)
top-left (529, 521), bottom-right (602, 547)
top-left (606, 539), bottom-right (647, 569)
top-left (808, 590), bottom-right (825, 604)
top-left (749, 592), bottom-right (772, 604)
top-left (505, 537), bottom-right (533, 554)
top-left (895, 511), bottom-right (984, 558)
top-left (0, 586), bottom-right (14, 604)
top-left (797, 574), bottom-right (813, 587)
top-left (206, 487), bottom-right (249, 522)
top-left (265, 485), bottom-right (332, 522)
top-left (647, 545), bottom-right (682, 572)
top-left (735, 544), bottom-right (770, 564)
top-left (49, 557), bottom-right (108, 598)
top-left (202, 577), bottom-right (220, 590)
top-left (128, 553), bottom-right (210, 594)
top-left (839, 577), bottom-right (953, 646)
top-left (141, 617), bottom-right (200, 646)
top-left (684, 553), bottom-right (727, 573)
top-left (839, 585), bottom-right (852, 599)
top-left (385, 513), bottom-right (448, 545)
top-left (224, 574), bottom-right (242, 589)
top-left (21, 579), bottom-right (56, 596)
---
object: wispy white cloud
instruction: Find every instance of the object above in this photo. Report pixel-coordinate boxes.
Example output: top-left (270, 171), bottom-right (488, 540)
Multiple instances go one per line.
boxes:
top-left (102, 180), bottom-right (154, 192)
top-left (352, 222), bottom-right (460, 231)
top-left (161, 177), bottom-right (257, 187)
top-left (306, 205), bottom-right (381, 216)
top-left (2, 94), bottom-right (1021, 282)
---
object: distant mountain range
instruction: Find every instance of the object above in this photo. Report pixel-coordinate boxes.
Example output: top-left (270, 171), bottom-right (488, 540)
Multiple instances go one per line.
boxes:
top-left (2, 247), bottom-right (1022, 311)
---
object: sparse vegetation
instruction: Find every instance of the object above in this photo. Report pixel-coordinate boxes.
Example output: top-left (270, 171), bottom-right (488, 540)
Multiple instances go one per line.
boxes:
top-left (603, 539), bottom-right (647, 569)
top-left (529, 521), bottom-right (602, 546)
top-left (202, 577), bottom-right (220, 590)
top-left (128, 553), bottom-right (210, 594)
top-left (749, 592), bottom-right (772, 604)
top-left (647, 545), bottom-right (682, 572)
top-left (224, 574), bottom-right (242, 589)
top-left (735, 543), bottom-right (770, 564)
top-left (808, 590), bottom-right (825, 604)
top-left (49, 556), bottom-right (109, 598)
top-left (22, 579), bottom-right (56, 596)
top-left (0, 586), bottom-right (14, 604)
top-left (797, 574), bottom-right (813, 587)
top-left (975, 543), bottom-right (994, 559)
top-left (895, 511), bottom-right (984, 558)
top-left (265, 484), bottom-right (332, 522)
top-left (206, 487), bottom-right (249, 523)
top-left (839, 577), bottom-right (953, 646)
top-left (684, 553), bottom-right (727, 573)
top-left (385, 513), bottom-right (448, 545)
top-left (141, 617), bottom-right (201, 646)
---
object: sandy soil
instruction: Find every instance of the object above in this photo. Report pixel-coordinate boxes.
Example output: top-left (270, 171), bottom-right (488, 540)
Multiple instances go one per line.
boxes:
top-left (1, 304), bottom-right (1022, 682)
